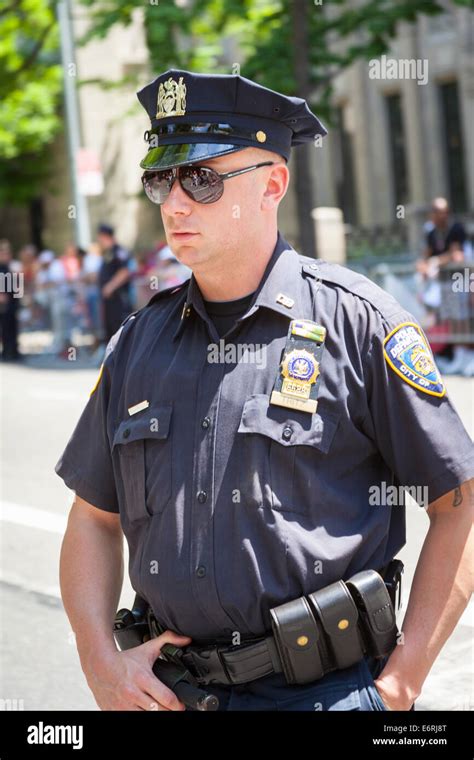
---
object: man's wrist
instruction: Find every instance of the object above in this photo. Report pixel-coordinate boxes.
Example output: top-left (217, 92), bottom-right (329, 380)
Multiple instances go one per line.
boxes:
top-left (378, 649), bottom-right (423, 706)
top-left (376, 670), bottom-right (419, 704)
top-left (77, 634), bottom-right (118, 672)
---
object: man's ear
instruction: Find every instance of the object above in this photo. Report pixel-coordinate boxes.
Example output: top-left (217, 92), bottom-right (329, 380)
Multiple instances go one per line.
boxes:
top-left (261, 163), bottom-right (290, 211)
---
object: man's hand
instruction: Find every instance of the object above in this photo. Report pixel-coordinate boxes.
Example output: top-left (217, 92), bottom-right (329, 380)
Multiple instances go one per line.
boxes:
top-left (102, 267), bottom-right (131, 299)
top-left (373, 480), bottom-right (473, 710)
top-left (84, 630), bottom-right (192, 711)
top-left (101, 282), bottom-right (115, 299)
top-left (416, 259), bottom-right (429, 277)
top-left (373, 674), bottom-right (416, 711)
top-left (450, 248), bottom-right (465, 263)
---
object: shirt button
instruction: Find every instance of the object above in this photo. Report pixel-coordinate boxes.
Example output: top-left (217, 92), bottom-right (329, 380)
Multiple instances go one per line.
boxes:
top-left (196, 566), bottom-right (206, 578)
top-left (197, 490), bottom-right (207, 503)
top-left (123, 428), bottom-right (130, 439)
top-left (282, 426), bottom-right (293, 441)
top-left (201, 417), bottom-right (211, 429)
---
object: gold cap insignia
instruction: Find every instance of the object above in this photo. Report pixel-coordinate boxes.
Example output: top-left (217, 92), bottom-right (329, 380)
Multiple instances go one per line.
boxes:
top-left (156, 76), bottom-right (187, 119)
top-left (256, 130), bottom-right (267, 143)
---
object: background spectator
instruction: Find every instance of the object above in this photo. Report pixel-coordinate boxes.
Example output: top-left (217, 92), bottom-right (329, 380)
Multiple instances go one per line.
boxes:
top-left (97, 223), bottom-right (133, 344)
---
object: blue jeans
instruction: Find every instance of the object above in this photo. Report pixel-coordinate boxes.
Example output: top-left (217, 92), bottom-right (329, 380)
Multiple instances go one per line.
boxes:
top-left (190, 655), bottom-right (404, 711)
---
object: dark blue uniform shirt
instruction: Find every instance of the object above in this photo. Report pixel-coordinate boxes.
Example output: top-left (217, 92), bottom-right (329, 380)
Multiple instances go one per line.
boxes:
top-left (55, 232), bottom-right (474, 640)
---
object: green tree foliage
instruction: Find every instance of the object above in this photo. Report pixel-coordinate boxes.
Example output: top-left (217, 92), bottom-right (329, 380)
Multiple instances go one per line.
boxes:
top-left (1, 0), bottom-right (469, 217)
top-left (78, 0), bottom-right (465, 252)
top-left (0, 0), bottom-right (61, 204)
top-left (80, 0), bottom-right (460, 117)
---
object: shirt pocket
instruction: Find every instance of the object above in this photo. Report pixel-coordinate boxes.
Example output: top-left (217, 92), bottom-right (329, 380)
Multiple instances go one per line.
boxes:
top-left (112, 402), bottom-right (172, 521)
top-left (237, 393), bottom-right (340, 515)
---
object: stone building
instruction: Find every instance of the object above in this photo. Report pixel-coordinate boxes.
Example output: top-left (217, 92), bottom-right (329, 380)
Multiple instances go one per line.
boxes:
top-left (1, 2), bottom-right (472, 259)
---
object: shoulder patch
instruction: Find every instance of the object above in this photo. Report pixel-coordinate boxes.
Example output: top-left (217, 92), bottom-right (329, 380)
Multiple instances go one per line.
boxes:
top-left (117, 247), bottom-right (130, 262)
top-left (383, 322), bottom-right (445, 397)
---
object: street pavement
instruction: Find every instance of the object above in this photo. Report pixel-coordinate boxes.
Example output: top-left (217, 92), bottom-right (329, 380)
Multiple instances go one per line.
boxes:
top-left (0, 354), bottom-right (472, 711)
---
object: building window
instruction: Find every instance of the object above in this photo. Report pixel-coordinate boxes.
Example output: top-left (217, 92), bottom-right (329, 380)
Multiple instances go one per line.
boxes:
top-left (332, 106), bottom-right (357, 224)
top-left (438, 81), bottom-right (467, 213)
top-left (386, 93), bottom-right (409, 208)
top-left (427, 12), bottom-right (456, 37)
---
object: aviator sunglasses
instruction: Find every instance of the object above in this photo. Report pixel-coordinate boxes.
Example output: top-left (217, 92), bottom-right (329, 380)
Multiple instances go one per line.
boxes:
top-left (141, 161), bottom-right (275, 205)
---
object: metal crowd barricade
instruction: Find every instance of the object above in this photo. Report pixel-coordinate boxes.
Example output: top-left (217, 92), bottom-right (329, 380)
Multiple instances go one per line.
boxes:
top-left (367, 260), bottom-right (474, 347)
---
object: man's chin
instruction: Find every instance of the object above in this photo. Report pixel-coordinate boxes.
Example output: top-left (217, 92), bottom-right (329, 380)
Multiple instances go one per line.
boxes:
top-left (169, 241), bottom-right (204, 268)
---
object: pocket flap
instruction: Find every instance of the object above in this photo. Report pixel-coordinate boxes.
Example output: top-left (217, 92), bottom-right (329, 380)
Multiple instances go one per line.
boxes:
top-left (113, 403), bottom-right (172, 448)
top-left (237, 394), bottom-right (339, 453)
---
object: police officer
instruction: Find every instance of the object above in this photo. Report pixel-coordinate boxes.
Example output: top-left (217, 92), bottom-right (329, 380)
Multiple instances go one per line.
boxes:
top-left (96, 223), bottom-right (133, 343)
top-left (56, 70), bottom-right (474, 712)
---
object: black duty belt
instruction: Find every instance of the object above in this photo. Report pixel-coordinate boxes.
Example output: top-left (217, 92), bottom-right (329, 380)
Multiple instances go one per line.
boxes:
top-left (146, 561), bottom-right (404, 688)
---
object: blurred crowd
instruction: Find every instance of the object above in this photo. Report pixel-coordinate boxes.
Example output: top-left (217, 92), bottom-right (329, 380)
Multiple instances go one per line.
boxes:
top-left (0, 200), bottom-right (473, 373)
top-left (416, 197), bottom-right (474, 376)
top-left (0, 224), bottom-right (190, 362)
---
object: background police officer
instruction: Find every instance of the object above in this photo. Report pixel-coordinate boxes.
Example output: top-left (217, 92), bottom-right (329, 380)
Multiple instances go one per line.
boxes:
top-left (96, 223), bottom-right (133, 344)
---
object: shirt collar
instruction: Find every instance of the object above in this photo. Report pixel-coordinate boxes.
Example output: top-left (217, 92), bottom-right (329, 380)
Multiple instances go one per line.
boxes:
top-left (172, 230), bottom-right (307, 340)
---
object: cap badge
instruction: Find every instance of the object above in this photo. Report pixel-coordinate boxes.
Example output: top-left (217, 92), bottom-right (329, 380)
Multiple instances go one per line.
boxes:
top-left (156, 76), bottom-right (187, 119)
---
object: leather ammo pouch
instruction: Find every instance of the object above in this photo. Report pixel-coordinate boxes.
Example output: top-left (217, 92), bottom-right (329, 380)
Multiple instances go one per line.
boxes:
top-left (270, 570), bottom-right (397, 685)
top-left (346, 570), bottom-right (398, 658)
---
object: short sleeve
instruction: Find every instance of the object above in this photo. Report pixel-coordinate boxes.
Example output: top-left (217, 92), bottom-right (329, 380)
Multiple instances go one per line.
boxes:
top-left (447, 222), bottom-right (466, 247)
top-left (425, 228), bottom-right (434, 250)
top-left (54, 354), bottom-right (119, 512)
top-left (116, 246), bottom-right (130, 264)
top-left (362, 310), bottom-right (474, 505)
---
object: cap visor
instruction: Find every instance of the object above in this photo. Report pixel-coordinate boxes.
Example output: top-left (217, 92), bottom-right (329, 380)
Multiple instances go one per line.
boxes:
top-left (140, 142), bottom-right (243, 171)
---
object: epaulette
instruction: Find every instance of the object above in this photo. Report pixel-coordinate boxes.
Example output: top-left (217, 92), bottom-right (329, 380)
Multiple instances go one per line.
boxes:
top-left (103, 308), bottom-right (142, 361)
top-left (103, 280), bottom-right (190, 362)
top-left (299, 255), bottom-right (403, 321)
top-left (145, 279), bottom-right (189, 309)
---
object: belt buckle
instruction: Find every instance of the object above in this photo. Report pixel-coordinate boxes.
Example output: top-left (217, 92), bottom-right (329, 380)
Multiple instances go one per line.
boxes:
top-left (185, 644), bottom-right (231, 686)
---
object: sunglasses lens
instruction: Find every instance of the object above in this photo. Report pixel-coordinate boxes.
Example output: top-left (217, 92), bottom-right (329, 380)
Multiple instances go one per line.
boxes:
top-left (180, 166), bottom-right (224, 204)
top-left (142, 170), bottom-right (174, 204)
top-left (142, 166), bottom-right (224, 205)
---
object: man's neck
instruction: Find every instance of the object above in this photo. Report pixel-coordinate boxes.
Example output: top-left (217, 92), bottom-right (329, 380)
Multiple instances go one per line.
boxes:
top-left (194, 230), bottom-right (278, 302)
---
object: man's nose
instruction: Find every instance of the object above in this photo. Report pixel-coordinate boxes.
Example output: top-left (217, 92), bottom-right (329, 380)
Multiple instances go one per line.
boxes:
top-left (162, 175), bottom-right (193, 215)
